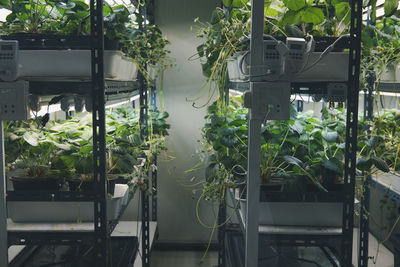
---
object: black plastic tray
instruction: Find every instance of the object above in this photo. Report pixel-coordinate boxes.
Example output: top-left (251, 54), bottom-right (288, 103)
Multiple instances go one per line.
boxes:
top-left (10, 236), bottom-right (138, 267)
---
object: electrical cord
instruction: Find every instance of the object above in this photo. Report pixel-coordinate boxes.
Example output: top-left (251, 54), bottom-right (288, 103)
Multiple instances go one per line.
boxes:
top-left (300, 34), bottom-right (350, 74)
top-left (238, 35), bottom-right (290, 80)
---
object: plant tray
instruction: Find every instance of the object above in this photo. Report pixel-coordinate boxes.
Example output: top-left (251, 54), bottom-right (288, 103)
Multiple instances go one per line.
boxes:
top-left (1, 34), bottom-right (118, 50)
top-left (8, 184), bottom-right (129, 222)
top-left (235, 185), bottom-right (343, 227)
top-left (16, 50), bottom-right (138, 81)
top-left (228, 52), bottom-right (348, 82)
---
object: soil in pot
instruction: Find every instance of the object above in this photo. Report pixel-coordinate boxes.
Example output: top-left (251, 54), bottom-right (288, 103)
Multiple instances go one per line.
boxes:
top-left (10, 176), bottom-right (60, 191)
top-left (68, 175), bottom-right (118, 194)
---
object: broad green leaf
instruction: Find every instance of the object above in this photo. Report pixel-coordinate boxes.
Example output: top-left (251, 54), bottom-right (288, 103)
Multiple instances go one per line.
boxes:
top-left (335, 2), bottom-right (350, 25)
top-left (221, 136), bottom-right (238, 147)
top-left (158, 111), bottom-right (169, 119)
top-left (356, 157), bottom-right (372, 171)
top-left (55, 1), bottom-right (75, 9)
top-left (266, 7), bottom-right (279, 17)
top-left (211, 9), bottom-right (224, 24)
top-left (285, 24), bottom-right (303, 37)
top-left (322, 130), bottom-right (338, 142)
top-left (222, 0), bottom-right (232, 7)
top-left (362, 30), bottom-right (374, 49)
top-left (291, 120), bottom-right (305, 134)
top-left (384, 0), bottom-right (398, 17)
top-left (365, 136), bottom-right (383, 148)
top-left (301, 7), bottom-right (324, 24)
top-left (323, 158), bottom-right (342, 174)
top-left (283, 155), bottom-right (303, 166)
top-left (283, 0), bottom-right (306, 11)
top-left (371, 156), bottom-right (390, 172)
top-left (282, 10), bottom-right (302, 25)
top-left (23, 132), bottom-right (39, 147)
top-left (232, 0), bottom-right (246, 8)
top-left (0, 0), bottom-right (10, 7)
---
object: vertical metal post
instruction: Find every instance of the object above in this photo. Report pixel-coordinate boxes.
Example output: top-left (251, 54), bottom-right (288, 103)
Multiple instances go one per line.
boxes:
top-left (150, 83), bottom-right (157, 222)
top-left (140, 80), bottom-right (150, 267)
top-left (139, 4), bottom-right (150, 266)
top-left (90, 0), bottom-right (108, 265)
top-left (218, 201), bottom-right (227, 267)
top-left (151, 157), bottom-right (157, 221)
top-left (359, 66), bottom-right (375, 267)
top-left (245, 0), bottom-right (264, 266)
top-left (0, 121), bottom-right (8, 266)
top-left (343, 0), bottom-right (362, 265)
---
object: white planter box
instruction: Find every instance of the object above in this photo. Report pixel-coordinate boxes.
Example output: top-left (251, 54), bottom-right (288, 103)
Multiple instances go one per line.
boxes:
top-left (8, 184), bottom-right (129, 222)
top-left (17, 50), bottom-right (138, 81)
top-left (236, 189), bottom-right (343, 227)
top-left (227, 52), bottom-right (249, 81)
top-left (376, 64), bottom-right (400, 83)
top-left (228, 52), bottom-right (348, 82)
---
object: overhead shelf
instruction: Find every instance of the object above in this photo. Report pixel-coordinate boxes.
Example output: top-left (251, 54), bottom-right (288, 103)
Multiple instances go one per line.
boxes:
top-left (229, 81), bottom-right (348, 101)
top-left (28, 80), bottom-right (140, 96)
top-left (376, 82), bottom-right (400, 93)
top-left (227, 189), bottom-right (343, 237)
top-left (15, 50), bottom-right (138, 82)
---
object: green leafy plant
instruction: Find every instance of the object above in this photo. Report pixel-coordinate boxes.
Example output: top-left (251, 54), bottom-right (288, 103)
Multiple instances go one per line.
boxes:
top-left (5, 107), bottom-right (170, 192)
top-left (191, 0), bottom-right (352, 106)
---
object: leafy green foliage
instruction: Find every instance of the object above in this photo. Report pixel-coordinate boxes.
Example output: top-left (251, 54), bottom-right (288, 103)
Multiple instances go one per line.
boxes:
top-left (4, 107), bottom-right (170, 183)
top-left (0, 0), bottom-right (172, 81)
top-left (199, 97), bottom-right (349, 196)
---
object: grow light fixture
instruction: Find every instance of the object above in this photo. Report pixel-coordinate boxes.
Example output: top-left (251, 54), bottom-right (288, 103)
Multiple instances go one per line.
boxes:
top-left (30, 94), bottom-right (140, 117)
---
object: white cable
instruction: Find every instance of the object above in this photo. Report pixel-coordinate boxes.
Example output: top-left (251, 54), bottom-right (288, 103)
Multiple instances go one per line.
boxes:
top-left (300, 34), bottom-right (350, 73)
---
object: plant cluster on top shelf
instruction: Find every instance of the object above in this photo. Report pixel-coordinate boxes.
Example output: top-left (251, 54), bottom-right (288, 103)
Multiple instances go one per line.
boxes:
top-left (192, 0), bottom-right (351, 104)
top-left (196, 97), bottom-right (391, 202)
top-left (4, 107), bottom-right (170, 194)
top-left (361, 13), bottom-right (400, 87)
top-left (0, 0), bottom-right (173, 80)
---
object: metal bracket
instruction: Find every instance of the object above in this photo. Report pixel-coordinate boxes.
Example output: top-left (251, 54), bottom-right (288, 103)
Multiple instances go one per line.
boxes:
top-left (248, 82), bottom-right (291, 121)
top-left (0, 81), bottom-right (29, 120)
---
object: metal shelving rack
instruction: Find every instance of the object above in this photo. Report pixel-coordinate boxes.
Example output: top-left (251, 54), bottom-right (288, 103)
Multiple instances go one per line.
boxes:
top-left (0, 0), bottom-right (158, 266)
top-left (217, 0), bottom-right (363, 266)
top-left (358, 14), bottom-right (400, 265)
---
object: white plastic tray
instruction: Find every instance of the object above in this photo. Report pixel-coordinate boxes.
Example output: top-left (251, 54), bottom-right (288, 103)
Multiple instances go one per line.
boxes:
top-left (17, 50), bottom-right (138, 81)
top-left (228, 52), bottom-right (349, 82)
top-left (8, 184), bottom-right (129, 223)
top-left (235, 189), bottom-right (343, 227)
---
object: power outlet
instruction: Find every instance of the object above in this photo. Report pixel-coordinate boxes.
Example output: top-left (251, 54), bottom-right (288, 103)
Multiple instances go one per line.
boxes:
top-left (250, 82), bottom-right (290, 120)
top-left (0, 81), bottom-right (29, 120)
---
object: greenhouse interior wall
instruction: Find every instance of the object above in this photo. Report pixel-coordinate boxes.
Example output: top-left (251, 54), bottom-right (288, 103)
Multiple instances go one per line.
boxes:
top-left (121, 0), bottom-right (221, 244)
top-left (2, 0), bottom-right (400, 266)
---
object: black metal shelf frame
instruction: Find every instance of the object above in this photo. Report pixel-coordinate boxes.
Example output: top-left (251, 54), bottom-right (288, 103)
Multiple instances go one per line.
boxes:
top-left (218, 0), bottom-right (363, 266)
top-left (0, 1), bottom-right (159, 267)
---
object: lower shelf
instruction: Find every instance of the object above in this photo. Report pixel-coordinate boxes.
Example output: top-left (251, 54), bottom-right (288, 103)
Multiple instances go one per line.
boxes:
top-left (225, 227), bottom-right (341, 267)
top-left (8, 220), bottom-right (158, 266)
top-left (9, 236), bottom-right (138, 267)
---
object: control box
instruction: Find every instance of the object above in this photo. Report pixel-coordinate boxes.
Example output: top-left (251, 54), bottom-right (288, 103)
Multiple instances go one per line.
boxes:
top-left (263, 40), bottom-right (282, 77)
top-left (0, 81), bottom-right (29, 120)
top-left (324, 83), bottom-right (348, 102)
top-left (286, 37), bottom-right (306, 75)
top-left (0, 40), bottom-right (19, 82)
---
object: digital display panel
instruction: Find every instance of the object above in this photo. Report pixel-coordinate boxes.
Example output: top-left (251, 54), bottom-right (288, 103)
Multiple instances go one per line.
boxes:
top-left (290, 44), bottom-right (302, 50)
top-left (2, 45), bottom-right (13, 50)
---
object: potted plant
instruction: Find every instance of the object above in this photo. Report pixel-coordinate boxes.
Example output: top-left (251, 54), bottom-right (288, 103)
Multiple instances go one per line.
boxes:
top-left (192, 0), bottom-right (351, 105)
top-left (5, 120), bottom-right (71, 191)
top-left (0, 0), bottom-right (172, 81)
top-left (194, 97), bottom-right (390, 228)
